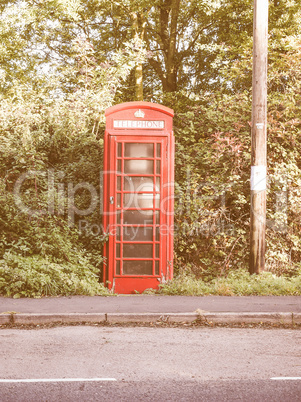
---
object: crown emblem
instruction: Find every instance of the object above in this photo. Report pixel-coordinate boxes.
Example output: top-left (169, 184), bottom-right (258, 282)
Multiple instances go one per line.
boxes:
top-left (134, 109), bottom-right (145, 118)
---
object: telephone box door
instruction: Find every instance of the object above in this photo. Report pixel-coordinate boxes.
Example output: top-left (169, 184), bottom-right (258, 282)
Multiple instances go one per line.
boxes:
top-left (106, 136), bottom-right (170, 293)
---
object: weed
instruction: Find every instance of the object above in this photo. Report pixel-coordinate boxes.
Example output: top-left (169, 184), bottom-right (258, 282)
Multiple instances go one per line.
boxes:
top-left (158, 269), bottom-right (301, 296)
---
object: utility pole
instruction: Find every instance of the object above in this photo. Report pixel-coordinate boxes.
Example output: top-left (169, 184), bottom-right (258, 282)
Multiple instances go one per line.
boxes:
top-left (250, 0), bottom-right (268, 274)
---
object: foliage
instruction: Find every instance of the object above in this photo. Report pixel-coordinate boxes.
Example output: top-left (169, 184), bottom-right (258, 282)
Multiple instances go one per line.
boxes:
top-left (0, 1), bottom-right (300, 297)
top-left (158, 269), bottom-right (301, 296)
top-left (172, 91), bottom-right (251, 279)
top-left (172, 30), bottom-right (301, 279)
top-left (0, 252), bottom-right (110, 298)
top-left (0, 20), bottom-right (145, 296)
top-left (3, 1), bottom-right (300, 100)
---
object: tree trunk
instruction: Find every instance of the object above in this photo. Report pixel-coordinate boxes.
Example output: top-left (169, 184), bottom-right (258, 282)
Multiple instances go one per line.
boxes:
top-left (131, 12), bottom-right (146, 101)
top-left (165, 0), bottom-right (180, 93)
top-left (157, 0), bottom-right (180, 93)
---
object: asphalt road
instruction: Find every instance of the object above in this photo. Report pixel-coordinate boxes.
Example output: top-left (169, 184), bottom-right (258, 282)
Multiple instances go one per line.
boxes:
top-left (0, 326), bottom-right (300, 401)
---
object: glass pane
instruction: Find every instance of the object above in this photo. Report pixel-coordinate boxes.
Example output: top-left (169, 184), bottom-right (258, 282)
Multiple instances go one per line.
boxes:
top-left (124, 160), bottom-right (153, 174)
top-left (156, 227), bottom-right (160, 241)
top-left (116, 243), bottom-right (120, 258)
top-left (155, 211), bottom-right (160, 224)
top-left (117, 176), bottom-right (121, 191)
top-left (116, 213), bottom-right (121, 225)
top-left (117, 143), bottom-right (122, 157)
top-left (123, 260), bottom-right (153, 275)
top-left (123, 210), bottom-right (153, 225)
top-left (156, 160), bottom-right (161, 174)
top-left (116, 260), bottom-right (120, 275)
top-left (156, 143), bottom-right (161, 157)
top-left (116, 226), bottom-right (120, 241)
top-left (124, 193), bottom-right (153, 209)
top-left (117, 193), bottom-right (121, 208)
top-left (125, 143), bottom-right (153, 158)
top-left (156, 177), bottom-right (160, 190)
top-left (124, 176), bottom-right (154, 191)
top-left (155, 261), bottom-right (159, 275)
top-left (123, 226), bottom-right (153, 241)
top-left (155, 244), bottom-right (159, 258)
top-left (123, 244), bottom-right (153, 258)
top-left (117, 160), bottom-right (122, 173)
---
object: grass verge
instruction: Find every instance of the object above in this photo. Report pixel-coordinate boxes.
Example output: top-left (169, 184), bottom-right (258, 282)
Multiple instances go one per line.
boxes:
top-left (156, 269), bottom-right (301, 296)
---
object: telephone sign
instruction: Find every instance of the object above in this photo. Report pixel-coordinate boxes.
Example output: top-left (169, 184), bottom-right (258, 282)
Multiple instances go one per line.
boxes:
top-left (102, 101), bottom-right (174, 294)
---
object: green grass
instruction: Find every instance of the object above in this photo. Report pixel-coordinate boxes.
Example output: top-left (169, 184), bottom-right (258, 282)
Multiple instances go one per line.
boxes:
top-left (157, 269), bottom-right (301, 296)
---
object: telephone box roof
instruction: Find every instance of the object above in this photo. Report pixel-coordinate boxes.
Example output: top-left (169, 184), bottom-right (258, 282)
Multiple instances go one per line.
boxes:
top-left (105, 101), bottom-right (174, 118)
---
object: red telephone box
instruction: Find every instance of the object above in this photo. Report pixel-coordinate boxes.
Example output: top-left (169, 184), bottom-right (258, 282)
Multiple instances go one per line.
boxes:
top-left (102, 101), bottom-right (174, 294)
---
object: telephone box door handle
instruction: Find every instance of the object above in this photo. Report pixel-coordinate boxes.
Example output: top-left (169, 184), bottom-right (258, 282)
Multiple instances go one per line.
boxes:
top-left (110, 196), bottom-right (114, 205)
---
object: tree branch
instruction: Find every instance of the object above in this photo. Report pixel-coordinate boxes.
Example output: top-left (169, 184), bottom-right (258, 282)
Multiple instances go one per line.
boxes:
top-left (177, 22), bottom-right (214, 66)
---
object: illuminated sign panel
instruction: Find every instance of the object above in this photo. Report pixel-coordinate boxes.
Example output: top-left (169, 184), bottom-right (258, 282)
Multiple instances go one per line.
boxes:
top-left (113, 120), bottom-right (165, 129)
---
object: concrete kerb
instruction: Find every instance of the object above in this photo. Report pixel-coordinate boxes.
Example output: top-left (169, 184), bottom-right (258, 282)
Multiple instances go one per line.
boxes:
top-left (200, 312), bottom-right (301, 325)
top-left (292, 313), bottom-right (301, 325)
top-left (1, 312), bottom-right (300, 326)
top-left (105, 312), bottom-right (301, 325)
top-left (106, 313), bottom-right (199, 323)
top-left (11, 313), bottom-right (107, 325)
top-left (0, 314), bottom-right (11, 325)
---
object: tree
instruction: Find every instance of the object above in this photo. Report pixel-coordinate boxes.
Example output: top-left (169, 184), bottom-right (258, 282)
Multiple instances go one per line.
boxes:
top-left (0, 0), bottom-right (147, 297)
top-left (2, 1), bottom-right (299, 100)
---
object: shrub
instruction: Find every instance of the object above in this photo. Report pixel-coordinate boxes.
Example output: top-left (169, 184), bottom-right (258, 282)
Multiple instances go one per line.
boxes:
top-left (0, 252), bottom-right (110, 298)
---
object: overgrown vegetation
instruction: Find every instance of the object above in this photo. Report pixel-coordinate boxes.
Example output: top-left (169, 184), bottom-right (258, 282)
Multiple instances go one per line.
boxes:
top-left (0, 16), bottom-right (145, 297)
top-left (0, 1), bottom-right (300, 297)
top-left (0, 254), bottom-right (110, 298)
top-left (172, 58), bottom-right (301, 279)
top-left (157, 269), bottom-right (301, 296)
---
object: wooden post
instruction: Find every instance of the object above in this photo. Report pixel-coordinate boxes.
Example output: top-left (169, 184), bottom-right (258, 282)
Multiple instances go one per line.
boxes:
top-left (250, 0), bottom-right (268, 274)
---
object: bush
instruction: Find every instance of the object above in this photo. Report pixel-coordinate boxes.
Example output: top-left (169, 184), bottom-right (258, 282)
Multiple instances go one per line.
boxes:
top-left (0, 252), bottom-right (110, 298)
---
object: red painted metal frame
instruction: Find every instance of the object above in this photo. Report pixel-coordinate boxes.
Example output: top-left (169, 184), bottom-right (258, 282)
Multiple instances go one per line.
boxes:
top-left (103, 102), bottom-right (174, 294)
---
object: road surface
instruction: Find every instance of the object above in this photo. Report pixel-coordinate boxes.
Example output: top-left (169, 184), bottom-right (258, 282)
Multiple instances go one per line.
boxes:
top-left (0, 326), bottom-right (300, 401)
